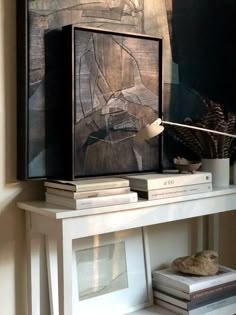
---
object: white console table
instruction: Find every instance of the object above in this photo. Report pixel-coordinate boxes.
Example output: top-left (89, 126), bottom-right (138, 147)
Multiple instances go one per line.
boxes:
top-left (17, 186), bottom-right (236, 315)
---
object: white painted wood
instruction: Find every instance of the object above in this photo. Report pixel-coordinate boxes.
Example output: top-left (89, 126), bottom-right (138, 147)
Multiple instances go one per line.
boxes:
top-left (208, 213), bottom-right (220, 251)
top-left (130, 304), bottom-right (173, 314)
top-left (31, 213), bottom-right (57, 236)
top-left (45, 236), bottom-right (59, 315)
top-left (25, 213), bottom-right (33, 315)
top-left (17, 185), bottom-right (236, 220)
top-left (71, 228), bottom-right (151, 315)
top-left (25, 213), bottom-right (41, 315)
top-left (142, 227), bottom-right (153, 306)
top-left (22, 190), bottom-right (236, 240)
top-left (31, 238), bottom-right (41, 315)
top-left (131, 303), bottom-right (236, 315)
top-left (57, 220), bottom-right (73, 315)
top-left (20, 186), bottom-right (236, 315)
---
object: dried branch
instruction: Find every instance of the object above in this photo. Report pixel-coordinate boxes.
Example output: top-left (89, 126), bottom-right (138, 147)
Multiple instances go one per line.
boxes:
top-left (167, 97), bottom-right (236, 159)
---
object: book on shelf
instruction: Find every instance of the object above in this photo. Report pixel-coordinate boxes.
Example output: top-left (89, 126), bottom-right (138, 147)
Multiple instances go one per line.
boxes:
top-left (155, 295), bottom-right (236, 315)
top-left (152, 265), bottom-right (236, 293)
top-left (152, 279), bottom-right (236, 301)
top-left (121, 171), bottom-right (212, 190)
top-left (44, 177), bottom-right (129, 192)
top-left (134, 183), bottom-right (212, 200)
top-left (153, 288), bottom-right (236, 310)
top-left (45, 191), bottom-right (138, 210)
top-left (46, 186), bottom-right (131, 199)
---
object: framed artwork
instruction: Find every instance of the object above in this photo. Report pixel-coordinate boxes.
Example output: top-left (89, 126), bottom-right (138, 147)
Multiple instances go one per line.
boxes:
top-left (71, 228), bottom-right (152, 315)
top-left (17, 0), bottom-right (163, 180)
top-left (54, 25), bottom-right (163, 179)
top-left (45, 228), bottom-right (152, 315)
top-left (16, 0), bottom-right (147, 180)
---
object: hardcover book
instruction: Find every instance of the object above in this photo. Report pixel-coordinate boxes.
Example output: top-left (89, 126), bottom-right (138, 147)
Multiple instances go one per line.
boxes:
top-left (122, 171), bottom-right (212, 190)
top-left (155, 295), bottom-right (236, 315)
top-left (44, 177), bottom-right (129, 192)
top-left (152, 265), bottom-right (236, 293)
top-left (46, 186), bottom-right (131, 199)
top-left (135, 183), bottom-right (212, 200)
top-left (152, 279), bottom-right (236, 301)
top-left (45, 191), bottom-right (138, 210)
top-left (154, 288), bottom-right (236, 310)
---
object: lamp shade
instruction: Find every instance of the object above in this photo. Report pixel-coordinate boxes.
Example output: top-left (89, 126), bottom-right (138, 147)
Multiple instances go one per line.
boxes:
top-left (136, 118), bottom-right (236, 141)
top-left (136, 119), bottom-right (164, 141)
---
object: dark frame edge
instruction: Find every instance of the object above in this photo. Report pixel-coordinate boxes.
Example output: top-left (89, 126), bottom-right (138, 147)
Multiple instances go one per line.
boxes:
top-left (63, 25), bottom-right (75, 180)
top-left (158, 38), bottom-right (164, 173)
top-left (46, 25), bottom-right (74, 180)
top-left (16, 0), bottom-right (28, 180)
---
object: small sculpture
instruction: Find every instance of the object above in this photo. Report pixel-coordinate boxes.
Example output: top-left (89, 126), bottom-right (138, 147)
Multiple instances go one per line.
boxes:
top-left (174, 157), bottom-right (202, 173)
top-left (171, 250), bottom-right (219, 276)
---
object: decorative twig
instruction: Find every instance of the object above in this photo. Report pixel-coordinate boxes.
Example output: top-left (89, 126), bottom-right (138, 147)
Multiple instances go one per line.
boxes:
top-left (167, 96), bottom-right (236, 159)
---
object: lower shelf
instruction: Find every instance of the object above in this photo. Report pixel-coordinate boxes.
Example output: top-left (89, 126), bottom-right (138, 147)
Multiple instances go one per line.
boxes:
top-left (131, 302), bottom-right (236, 314)
top-left (130, 305), bottom-right (173, 315)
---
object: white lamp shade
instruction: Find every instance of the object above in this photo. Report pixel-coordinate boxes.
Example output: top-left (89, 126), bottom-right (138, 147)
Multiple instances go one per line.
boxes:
top-left (136, 121), bottom-right (164, 141)
top-left (135, 117), bottom-right (236, 142)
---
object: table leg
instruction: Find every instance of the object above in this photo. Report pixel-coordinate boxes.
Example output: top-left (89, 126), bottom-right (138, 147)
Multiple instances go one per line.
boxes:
top-left (57, 221), bottom-right (73, 315)
top-left (46, 236), bottom-right (59, 315)
top-left (26, 213), bottom-right (42, 315)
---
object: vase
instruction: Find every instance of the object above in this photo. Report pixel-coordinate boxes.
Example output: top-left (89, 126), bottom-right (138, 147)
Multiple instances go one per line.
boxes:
top-left (201, 158), bottom-right (230, 188)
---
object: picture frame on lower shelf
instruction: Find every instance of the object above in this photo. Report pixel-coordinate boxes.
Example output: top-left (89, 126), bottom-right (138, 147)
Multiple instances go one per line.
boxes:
top-left (72, 228), bottom-right (152, 315)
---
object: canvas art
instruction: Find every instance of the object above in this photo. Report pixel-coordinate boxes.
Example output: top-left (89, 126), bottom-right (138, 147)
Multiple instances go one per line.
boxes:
top-left (68, 27), bottom-right (163, 177)
top-left (73, 28), bottom-right (162, 176)
top-left (76, 242), bottom-right (128, 301)
top-left (70, 229), bottom-right (151, 315)
top-left (17, 0), bottom-right (145, 179)
top-left (18, 0), bottom-right (231, 178)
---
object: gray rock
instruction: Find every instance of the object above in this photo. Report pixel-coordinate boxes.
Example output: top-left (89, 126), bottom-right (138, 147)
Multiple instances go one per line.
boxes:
top-left (171, 250), bottom-right (219, 276)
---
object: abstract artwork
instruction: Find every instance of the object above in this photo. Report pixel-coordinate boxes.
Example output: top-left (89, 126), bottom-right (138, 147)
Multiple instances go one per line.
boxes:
top-left (17, 0), bottom-right (145, 179)
top-left (71, 228), bottom-right (152, 315)
top-left (66, 26), bottom-right (163, 177)
top-left (76, 242), bottom-right (128, 301)
top-left (17, 0), bottom-right (236, 179)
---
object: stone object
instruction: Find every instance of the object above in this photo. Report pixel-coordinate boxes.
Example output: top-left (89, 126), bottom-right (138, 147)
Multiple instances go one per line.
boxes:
top-left (171, 250), bottom-right (219, 276)
top-left (173, 157), bottom-right (202, 173)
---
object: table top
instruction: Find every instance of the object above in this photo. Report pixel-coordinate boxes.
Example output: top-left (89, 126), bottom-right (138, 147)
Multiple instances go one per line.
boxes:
top-left (17, 185), bottom-right (236, 220)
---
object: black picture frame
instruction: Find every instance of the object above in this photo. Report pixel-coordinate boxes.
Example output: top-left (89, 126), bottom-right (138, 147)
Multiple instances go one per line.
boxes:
top-left (52, 25), bottom-right (163, 179)
top-left (17, 0), bottom-right (163, 181)
top-left (17, 0), bottom-right (48, 180)
top-left (17, 0), bottom-right (28, 180)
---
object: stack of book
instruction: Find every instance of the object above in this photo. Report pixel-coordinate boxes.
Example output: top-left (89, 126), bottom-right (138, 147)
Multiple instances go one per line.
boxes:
top-left (122, 171), bottom-right (212, 200)
top-left (152, 266), bottom-right (236, 314)
top-left (44, 177), bottom-right (138, 210)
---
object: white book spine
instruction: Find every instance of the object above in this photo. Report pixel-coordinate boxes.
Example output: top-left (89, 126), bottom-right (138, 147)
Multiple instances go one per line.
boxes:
top-left (154, 291), bottom-right (188, 309)
top-left (127, 172), bottom-right (212, 190)
top-left (152, 266), bottom-right (236, 293)
top-left (155, 295), bottom-right (236, 315)
top-left (44, 178), bottom-right (129, 192)
top-left (154, 274), bottom-right (236, 293)
top-left (46, 187), bottom-right (130, 199)
top-left (153, 282), bottom-right (190, 300)
top-left (46, 192), bottom-right (138, 210)
top-left (153, 279), bottom-right (236, 301)
top-left (155, 299), bottom-right (187, 315)
top-left (136, 183), bottom-right (212, 200)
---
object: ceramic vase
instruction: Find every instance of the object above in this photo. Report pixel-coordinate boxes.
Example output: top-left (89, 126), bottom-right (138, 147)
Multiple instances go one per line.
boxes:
top-left (201, 158), bottom-right (230, 188)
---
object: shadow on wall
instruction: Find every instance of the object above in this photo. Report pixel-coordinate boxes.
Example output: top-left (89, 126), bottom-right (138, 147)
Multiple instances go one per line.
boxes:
top-left (1, 1), bottom-right (45, 314)
top-left (170, 0), bottom-right (236, 111)
top-left (0, 182), bottom-right (46, 315)
top-left (2, 0), bottom-right (17, 184)
top-left (163, 0), bottom-right (236, 167)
